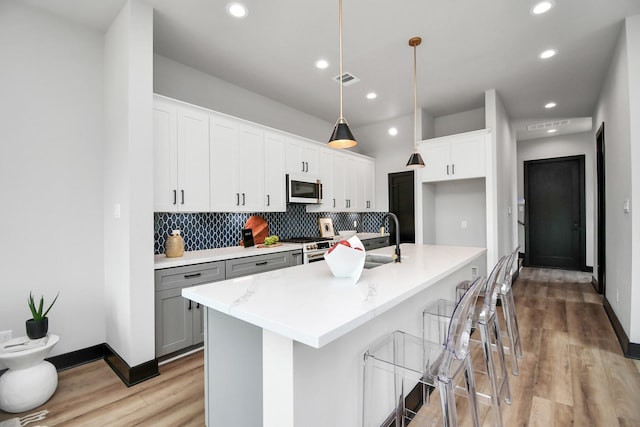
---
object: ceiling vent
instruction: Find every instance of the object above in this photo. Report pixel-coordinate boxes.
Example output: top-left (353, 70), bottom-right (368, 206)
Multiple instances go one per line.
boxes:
top-left (333, 72), bottom-right (360, 87)
top-left (527, 119), bottom-right (570, 131)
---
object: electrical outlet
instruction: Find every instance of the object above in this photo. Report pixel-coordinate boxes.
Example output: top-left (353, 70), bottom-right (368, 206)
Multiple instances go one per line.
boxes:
top-left (471, 266), bottom-right (479, 278)
top-left (0, 330), bottom-right (12, 344)
top-left (353, 220), bottom-right (358, 228)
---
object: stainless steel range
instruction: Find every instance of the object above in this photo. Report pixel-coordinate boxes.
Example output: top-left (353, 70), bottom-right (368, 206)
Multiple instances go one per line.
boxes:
top-left (280, 237), bottom-right (336, 264)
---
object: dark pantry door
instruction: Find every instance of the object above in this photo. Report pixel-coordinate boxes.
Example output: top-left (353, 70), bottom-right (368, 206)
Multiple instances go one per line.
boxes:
top-left (388, 171), bottom-right (415, 243)
top-left (524, 155), bottom-right (586, 270)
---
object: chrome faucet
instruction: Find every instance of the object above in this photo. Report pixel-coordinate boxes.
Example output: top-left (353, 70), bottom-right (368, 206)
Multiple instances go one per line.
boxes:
top-left (382, 212), bottom-right (401, 263)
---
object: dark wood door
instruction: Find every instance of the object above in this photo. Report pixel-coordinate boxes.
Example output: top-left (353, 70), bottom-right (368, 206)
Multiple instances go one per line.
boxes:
top-left (388, 171), bottom-right (415, 243)
top-left (524, 156), bottom-right (586, 270)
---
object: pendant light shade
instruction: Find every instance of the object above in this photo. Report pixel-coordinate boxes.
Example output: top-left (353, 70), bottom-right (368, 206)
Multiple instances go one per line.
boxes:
top-left (329, 118), bottom-right (357, 148)
top-left (406, 36), bottom-right (425, 169)
top-left (328, 0), bottom-right (357, 149)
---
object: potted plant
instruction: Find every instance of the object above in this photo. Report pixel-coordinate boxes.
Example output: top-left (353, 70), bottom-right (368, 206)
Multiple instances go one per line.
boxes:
top-left (26, 292), bottom-right (59, 339)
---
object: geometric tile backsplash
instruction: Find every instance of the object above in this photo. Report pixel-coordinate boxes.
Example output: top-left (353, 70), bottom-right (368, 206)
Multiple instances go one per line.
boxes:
top-left (154, 204), bottom-right (387, 254)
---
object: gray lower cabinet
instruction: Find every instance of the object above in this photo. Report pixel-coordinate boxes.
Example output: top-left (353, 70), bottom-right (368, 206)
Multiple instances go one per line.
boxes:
top-left (289, 250), bottom-right (303, 266)
top-left (362, 236), bottom-right (390, 251)
top-left (225, 251), bottom-right (292, 279)
top-left (155, 261), bottom-right (225, 357)
top-left (155, 250), bottom-right (302, 357)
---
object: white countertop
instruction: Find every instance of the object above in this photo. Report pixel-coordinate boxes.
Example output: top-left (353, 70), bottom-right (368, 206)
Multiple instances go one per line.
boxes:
top-left (154, 232), bottom-right (388, 269)
top-left (182, 244), bottom-right (485, 348)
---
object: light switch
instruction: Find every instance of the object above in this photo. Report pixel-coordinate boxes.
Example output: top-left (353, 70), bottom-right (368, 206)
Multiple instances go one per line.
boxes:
top-left (461, 220), bottom-right (468, 229)
top-left (623, 199), bottom-right (631, 213)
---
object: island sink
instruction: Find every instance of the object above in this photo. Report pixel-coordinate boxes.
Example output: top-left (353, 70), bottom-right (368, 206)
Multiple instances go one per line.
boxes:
top-left (363, 253), bottom-right (395, 269)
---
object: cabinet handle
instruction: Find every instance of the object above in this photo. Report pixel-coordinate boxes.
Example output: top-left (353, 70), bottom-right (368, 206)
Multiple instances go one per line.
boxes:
top-left (452, 164), bottom-right (455, 175)
top-left (447, 165), bottom-right (450, 175)
top-left (236, 193), bottom-right (240, 205)
top-left (187, 300), bottom-right (192, 310)
top-left (305, 162), bottom-right (309, 172)
top-left (266, 194), bottom-right (270, 206)
top-left (181, 189), bottom-right (185, 205)
top-left (184, 273), bottom-right (202, 279)
top-left (173, 190), bottom-right (177, 205)
top-left (333, 198), bottom-right (336, 208)
top-left (242, 193), bottom-right (246, 205)
top-left (301, 161), bottom-right (305, 172)
top-left (196, 302), bottom-right (200, 309)
top-left (255, 261), bottom-right (268, 266)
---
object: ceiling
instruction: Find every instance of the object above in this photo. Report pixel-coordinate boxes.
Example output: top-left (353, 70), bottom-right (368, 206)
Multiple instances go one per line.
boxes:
top-left (21, 0), bottom-right (640, 139)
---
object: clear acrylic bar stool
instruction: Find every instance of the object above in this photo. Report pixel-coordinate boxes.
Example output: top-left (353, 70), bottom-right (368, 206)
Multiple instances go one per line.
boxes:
top-left (456, 247), bottom-right (523, 376)
top-left (363, 276), bottom-right (486, 427)
top-left (498, 246), bottom-right (523, 375)
top-left (423, 257), bottom-right (511, 427)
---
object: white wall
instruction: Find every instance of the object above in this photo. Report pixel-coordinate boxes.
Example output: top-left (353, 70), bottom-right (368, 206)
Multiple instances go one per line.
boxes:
top-left (0, 1), bottom-right (105, 360)
top-left (154, 55), bottom-right (333, 145)
top-left (486, 89), bottom-right (517, 261)
top-left (517, 132), bottom-right (595, 267)
top-left (103, 0), bottom-right (155, 367)
top-left (593, 15), bottom-right (638, 342)
top-left (433, 107), bottom-right (485, 138)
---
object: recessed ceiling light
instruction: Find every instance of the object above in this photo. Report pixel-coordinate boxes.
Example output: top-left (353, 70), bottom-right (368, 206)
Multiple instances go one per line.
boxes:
top-left (315, 59), bottom-right (329, 69)
top-left (226, 3), bottom-right (248, 18)
top-left (530, 1), bottom-right (555, 15)
top-left (547, 129), bottom-right (557, 133)
top-left (545, 102), bottom-right (557, 109)
top-left (388, 127), bottom-right (398, 136)
top-left (539, 49), bottom-right (557, 59)
top-left (366, 92), bottom-right (377, 100)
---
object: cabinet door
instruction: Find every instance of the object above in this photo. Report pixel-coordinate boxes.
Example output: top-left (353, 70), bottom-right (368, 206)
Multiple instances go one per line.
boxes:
top-left (332, 153), bottom-right (347, 210)
top-left (418, 141), bottom-right (450, 182)
top-left (192, 301), bottom-right (205, 345)
top-left (363, 159), bottom-right (375, 211)
top-left (344, 156), bottom-right (357, 211)
top-left (301, 143), bottom-right (319, 176)
top-left (264, 131), bottom-right (286, 211)
top-left (306, 149), bottom-right (334, 212)
top-left (238, 124), bottom-right (264, 211)
top-left (210, 115), bottom-right (240, 211)
top-left (289, 250), bottom-right (303, 266)
top-left (449, 134), bottom-right (486, 179)
top-left (153, 99), bottom-right (178, 212)
top-left (155, 287), bottom-right (193, 357)
top-left (177, 106), bottom-right (210, 212)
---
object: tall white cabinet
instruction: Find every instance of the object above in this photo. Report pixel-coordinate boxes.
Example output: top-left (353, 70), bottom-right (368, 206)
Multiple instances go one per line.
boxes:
top-left (153, 97), bottom-right (210, 212)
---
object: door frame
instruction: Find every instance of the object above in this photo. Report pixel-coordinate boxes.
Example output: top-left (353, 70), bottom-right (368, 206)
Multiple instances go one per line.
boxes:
top-left (524, 155), bottom-right (586, 270)
top-left (596, 123), bottom-right (606, 294)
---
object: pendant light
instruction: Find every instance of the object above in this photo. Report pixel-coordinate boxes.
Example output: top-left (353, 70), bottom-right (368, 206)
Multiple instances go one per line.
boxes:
top-left (406, 37), bottom-right (425, 169)
top-left (328, 0), bottom-right (357, 149)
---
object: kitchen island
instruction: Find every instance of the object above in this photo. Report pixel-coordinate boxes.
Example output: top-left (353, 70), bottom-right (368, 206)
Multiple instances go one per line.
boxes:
top-left (182, 243), bottom-right (486, 427)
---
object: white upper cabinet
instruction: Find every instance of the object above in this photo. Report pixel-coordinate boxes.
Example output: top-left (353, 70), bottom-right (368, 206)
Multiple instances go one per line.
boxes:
top-left (153, 97), bottom-right (210, 212)
top-left (263, 131), bottom-right (286, 212)
top-left (285, 137), bottom-right (319, 177)
top-left (357, 158), bottom-right (375, 211)
top-left (418, 129), bottom-right (489, 183)
top-left (154, 95), bottom-right (374, 214)
top-left (210, 116), bottom-right (267, 212)
top-left (306, 148), bottom-right (334, 212)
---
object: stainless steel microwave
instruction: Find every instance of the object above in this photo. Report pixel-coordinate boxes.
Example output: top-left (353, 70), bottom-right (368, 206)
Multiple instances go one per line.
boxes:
top-left (286, 174), bottom-right (322, 204)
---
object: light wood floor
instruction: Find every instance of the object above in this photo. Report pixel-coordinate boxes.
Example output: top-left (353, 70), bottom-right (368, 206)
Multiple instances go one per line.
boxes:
top-left (2, 267), bottom-right (640, 426)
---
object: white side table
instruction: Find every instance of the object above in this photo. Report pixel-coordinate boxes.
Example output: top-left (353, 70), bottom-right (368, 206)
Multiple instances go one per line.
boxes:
top-left (0, 334), bottom-right (59, 413)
